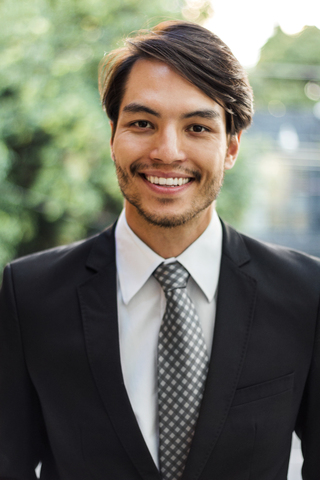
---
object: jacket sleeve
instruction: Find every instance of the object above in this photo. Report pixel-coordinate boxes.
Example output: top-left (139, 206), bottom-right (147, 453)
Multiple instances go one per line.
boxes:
top-left (295, 295), bottom-right (320, 480)
top-left (0, 264), bottom-right (45, 480)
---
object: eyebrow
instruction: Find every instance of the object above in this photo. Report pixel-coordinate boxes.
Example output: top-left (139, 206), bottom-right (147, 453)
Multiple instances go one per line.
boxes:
top-left (182, 109), bottom-right (222, 121)
top-left (122, 103), bottom-right (160, 117)
top-left (122, 103), bottom-right (222, 121)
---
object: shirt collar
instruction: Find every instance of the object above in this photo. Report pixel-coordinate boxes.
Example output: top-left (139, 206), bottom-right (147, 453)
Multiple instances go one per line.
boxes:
top-left (115, 209), bottom-right (222, 304)
top-left (177, 212), bottom-right (222, 302)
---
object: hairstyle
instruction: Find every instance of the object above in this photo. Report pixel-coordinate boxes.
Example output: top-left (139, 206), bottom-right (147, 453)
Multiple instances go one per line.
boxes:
top-left (99, 21), bottom-right (254, 138)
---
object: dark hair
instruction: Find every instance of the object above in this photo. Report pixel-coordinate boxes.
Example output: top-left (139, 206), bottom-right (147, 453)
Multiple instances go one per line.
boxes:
top-left (99, 21), bottom-right (254, 137)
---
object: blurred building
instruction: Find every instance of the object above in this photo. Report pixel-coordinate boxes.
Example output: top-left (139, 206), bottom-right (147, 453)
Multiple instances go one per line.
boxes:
top-left (242, 108), bottom-right (320, 257)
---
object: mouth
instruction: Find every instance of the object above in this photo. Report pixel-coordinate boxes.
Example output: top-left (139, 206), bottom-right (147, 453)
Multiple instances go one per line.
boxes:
top-left (144, 175), bottom-right (192, 187)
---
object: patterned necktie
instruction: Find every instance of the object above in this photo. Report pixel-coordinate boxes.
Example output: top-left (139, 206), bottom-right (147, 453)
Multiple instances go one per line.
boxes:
top-left (153, 261), bottom-right (209, 480)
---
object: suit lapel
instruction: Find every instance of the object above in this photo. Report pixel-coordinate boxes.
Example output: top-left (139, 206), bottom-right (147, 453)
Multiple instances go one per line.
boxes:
top-left (182, 222), bottom-right (257, 480)
top-left (78, 225), bottom-right (160, 480)
top-left (77, 221), bottom-right (257, 480)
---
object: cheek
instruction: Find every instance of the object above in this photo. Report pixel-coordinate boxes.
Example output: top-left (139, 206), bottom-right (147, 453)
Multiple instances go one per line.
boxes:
top-left (113, 136), bottom-right (148, 163)
top-left (193, 147), bottom-right (226, 175)
top-left (192, 137), bottom-right (226, 158)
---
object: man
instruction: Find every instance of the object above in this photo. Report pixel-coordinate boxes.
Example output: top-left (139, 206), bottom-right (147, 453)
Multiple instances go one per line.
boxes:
top-left (0, 20), bottom-right (319, 480)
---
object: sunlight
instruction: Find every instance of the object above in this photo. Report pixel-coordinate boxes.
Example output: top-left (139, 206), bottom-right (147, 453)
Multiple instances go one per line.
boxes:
top-left (204, 0), bottom-right (320, 67)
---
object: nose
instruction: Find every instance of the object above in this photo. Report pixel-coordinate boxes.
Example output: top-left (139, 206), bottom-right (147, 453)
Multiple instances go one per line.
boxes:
top-left (149, 126), bottom-right (187, 163)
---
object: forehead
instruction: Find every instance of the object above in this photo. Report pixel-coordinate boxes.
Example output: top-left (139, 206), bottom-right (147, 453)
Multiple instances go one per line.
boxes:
top-left (119, 58), bottom-right (226, 121)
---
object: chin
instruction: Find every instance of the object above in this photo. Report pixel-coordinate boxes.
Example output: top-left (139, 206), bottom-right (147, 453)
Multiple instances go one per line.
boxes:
top-left (137, 211), bottom-right (192, 228)
top-left (133, 201), bottom-right (213, 229)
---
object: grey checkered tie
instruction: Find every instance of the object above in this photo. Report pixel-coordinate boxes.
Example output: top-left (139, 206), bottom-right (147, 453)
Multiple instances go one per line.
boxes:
top-left (153, 261), bottom-right (209, 480)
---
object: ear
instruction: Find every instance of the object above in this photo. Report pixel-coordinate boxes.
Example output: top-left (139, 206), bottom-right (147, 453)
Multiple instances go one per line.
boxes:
top-left (109, 121), bottom-right (115, 161)
top-left (224, 131), bottom-right (242, 170)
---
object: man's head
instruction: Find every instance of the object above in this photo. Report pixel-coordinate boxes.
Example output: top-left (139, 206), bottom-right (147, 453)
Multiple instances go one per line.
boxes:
top-left (99, 20), bottom-right (253, 141)
top-left (98, 21), bottom-right (254, 247)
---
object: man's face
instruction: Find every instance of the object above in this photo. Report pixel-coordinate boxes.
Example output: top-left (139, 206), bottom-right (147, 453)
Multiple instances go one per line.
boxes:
top-left (111, 59), bottom-right (240, 231)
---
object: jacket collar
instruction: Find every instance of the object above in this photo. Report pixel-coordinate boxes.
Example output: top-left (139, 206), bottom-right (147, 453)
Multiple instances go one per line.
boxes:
top-left (79, 219), bottom-right (256, 480)
top-left (182, 221), bottom-right (256, 479)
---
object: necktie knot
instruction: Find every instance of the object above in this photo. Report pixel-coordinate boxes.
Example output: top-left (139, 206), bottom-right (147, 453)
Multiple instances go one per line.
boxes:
top-left (153, 261), bottom-right (189, 292)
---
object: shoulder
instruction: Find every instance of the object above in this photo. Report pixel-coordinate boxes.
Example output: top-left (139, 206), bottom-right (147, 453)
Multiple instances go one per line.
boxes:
top-left (3, 223), bottom-right (116, 290)
top-left (221, 221), bottom-right (320, 293)
top-left (242, 229), bottom-right (320, 272)
top-left (223, 220), bottom-right (320, 265)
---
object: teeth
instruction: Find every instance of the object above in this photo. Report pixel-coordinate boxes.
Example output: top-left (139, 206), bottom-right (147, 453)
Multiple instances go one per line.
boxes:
top-left (146, 176), bottom-right (190, 186)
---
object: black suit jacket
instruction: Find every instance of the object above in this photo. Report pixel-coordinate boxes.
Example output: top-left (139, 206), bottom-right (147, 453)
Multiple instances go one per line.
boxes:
top-left (0, 221), bottom-right (320, 480)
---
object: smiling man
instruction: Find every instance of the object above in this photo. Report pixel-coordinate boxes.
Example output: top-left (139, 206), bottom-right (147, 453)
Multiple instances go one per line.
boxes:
top-left (110, 57), bottom-right (240, 257)
top-left (1, 21), bottom-right (320, 480)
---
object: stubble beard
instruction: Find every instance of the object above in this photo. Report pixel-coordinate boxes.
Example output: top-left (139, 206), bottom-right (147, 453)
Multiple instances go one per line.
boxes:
top-left (114, 157), bottom-right (225, 229)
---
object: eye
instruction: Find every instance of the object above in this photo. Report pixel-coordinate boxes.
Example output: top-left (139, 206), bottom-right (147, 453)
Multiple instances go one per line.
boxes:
top-left (187, 124), bottom-right (209, 133)
top-left (132, 120), bottom-right (153, 129)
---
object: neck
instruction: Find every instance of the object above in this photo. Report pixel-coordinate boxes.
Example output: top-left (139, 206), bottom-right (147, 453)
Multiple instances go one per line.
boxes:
top-left (125, 202), bottom-right (215, 258)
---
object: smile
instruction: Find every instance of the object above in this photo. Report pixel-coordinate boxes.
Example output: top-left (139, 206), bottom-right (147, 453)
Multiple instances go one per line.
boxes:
top-left (145, 175), bottom-right (191, 187)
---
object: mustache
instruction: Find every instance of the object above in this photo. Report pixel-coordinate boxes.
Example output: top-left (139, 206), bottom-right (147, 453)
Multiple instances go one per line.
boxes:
top-left (130, 161), bottom-right (201, 182)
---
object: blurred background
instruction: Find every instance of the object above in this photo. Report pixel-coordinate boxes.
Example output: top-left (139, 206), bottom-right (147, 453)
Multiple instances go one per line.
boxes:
top-left (1, 1), bottom-right (319, 478)
top-left (1, 0), bottom-right (320, 268)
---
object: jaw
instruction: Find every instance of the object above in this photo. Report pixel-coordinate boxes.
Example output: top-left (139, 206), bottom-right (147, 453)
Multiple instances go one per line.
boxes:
top-left (115, 158), bottom-right (222, 234)
top-left (124, 177), bottom-right (215, 231)
top-left (125, 196), bottom-right (214, 231)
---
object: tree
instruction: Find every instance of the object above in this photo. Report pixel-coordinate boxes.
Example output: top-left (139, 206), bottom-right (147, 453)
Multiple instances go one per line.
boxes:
top-left (0, 0), bottom-right (189, 268)
top-left (249, 25), bottom-right (320, 109)
top-left (216, 140), bottom-right (254, 228)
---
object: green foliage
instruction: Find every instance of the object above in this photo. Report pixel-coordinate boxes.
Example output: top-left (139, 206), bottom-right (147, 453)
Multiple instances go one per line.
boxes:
top-left (0, 0), bottom-right (185, 268)
top-left (216, 137), bottom-right (254, 228)
top-left (259, 26), bottom-right (320, 65)
top-left (250, 26), bottom-right (320, 109)
top-left (182, 0), bottom-right (213, 24)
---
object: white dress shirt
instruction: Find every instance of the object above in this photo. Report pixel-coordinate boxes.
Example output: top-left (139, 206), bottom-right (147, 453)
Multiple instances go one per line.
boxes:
top-left (115, 209), bottom-right (223, 468)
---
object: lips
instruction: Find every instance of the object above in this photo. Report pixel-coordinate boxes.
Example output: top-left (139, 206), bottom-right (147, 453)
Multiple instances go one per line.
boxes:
top-left (145, 175), bottom-right (191, 187)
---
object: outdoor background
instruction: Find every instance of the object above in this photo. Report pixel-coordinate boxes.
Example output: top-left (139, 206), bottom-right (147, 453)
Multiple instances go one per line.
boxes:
top-left (1, 0), bottom-right (320, 268)
top-left (1, 0), bottom-right (320, 478)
